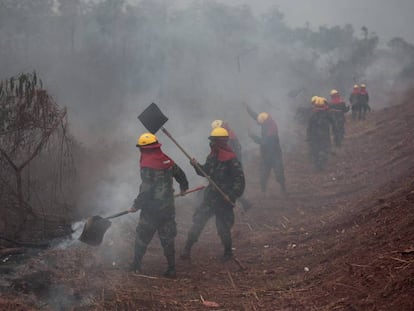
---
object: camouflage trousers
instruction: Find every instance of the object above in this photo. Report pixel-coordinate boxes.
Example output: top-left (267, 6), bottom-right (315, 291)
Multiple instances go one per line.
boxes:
top-left (186, 197), bottom-right (235, 251)
top-left (134, 206), bottom-right (177, 266)
top-left (331, 113), bottom-right (345, 147)
top-left (308, 139), bottom-right (330, 171)
top-left (352, 103), bottom-right (369, 120)
top-left (260, 157), bottom-right (286, 193)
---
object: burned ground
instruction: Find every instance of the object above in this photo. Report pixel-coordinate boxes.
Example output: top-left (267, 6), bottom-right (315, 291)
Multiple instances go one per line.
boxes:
top-left (1, 94), bottom-right (414, 310)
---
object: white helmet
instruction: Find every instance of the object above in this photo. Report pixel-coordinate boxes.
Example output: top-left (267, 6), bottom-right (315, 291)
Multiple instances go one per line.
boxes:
top-left (211, 119), bottom-right (223, 129)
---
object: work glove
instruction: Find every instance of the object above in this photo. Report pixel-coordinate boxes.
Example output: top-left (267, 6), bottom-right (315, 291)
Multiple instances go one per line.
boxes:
top-left (129, 190), bottom-right (152, 212)
top-left (129, 198), bottom-right (141, 213)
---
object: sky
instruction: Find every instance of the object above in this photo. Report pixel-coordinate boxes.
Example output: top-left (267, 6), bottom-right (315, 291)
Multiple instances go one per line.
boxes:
top-left (175, 0), bottom-right (414, 44)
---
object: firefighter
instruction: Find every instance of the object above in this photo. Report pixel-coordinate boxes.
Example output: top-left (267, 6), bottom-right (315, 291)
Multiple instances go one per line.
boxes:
top-left (359, 84), bottom-right (371, 120)
top-left (129, 133), bottom-right (189, 278)
top-left (211, 120), bottom-right (252, 211)
top-left (328, 89), bottom-right (349, 147)
top-left (349, 84), bottom-right (361, 120)
top-left (245, 106), bottom-right (286, 194)
top-left (307, 97), bottom-right (334, 171)
top-left (180, 127), bottom-right (245, 262)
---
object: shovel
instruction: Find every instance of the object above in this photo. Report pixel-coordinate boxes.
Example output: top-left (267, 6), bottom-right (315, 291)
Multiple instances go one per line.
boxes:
top-left (78, 186), bottom-right (205, 246)
top-left (138, 103), bottom-right (235, 207)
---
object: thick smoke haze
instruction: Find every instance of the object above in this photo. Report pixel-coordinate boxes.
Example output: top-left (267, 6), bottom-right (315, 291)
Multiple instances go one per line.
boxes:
top-left (1, 0), bottom-right (413, 217)
top-left (196, 0), bottom-right (414, 44)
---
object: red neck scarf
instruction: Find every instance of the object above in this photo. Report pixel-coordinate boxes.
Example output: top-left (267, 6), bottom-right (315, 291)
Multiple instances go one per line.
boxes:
top-left (360, 89), bottom-right (367, 95)
top-left (330, 94), bottom-right (344, 104)
top-left (262, 116), bottom-right (278, 137)
top-left (222, 122), bottom-right (237, 140)
top-left (352, 89), bottom-right (360, 95)
top-left (208, 138), bottom-right (237, 162)
top-left (140, 144), bottom-right (174, 170)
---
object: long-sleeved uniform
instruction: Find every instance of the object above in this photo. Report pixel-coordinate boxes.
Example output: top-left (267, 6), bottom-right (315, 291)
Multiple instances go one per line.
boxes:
top-left (349, 90), bottom-right (361, 120)
top-left (307, 109), bottom-right (334, 170)
top-left (329, 95), bottom-right (349, 147)
top-left (358, 89), bottom-right (370, 120)
top-left (246, 106), bottom-right (286, 193)
top-left (132, 157), bottom-right (188, 276)
top-left (182, 145), bottom-right (245, 260)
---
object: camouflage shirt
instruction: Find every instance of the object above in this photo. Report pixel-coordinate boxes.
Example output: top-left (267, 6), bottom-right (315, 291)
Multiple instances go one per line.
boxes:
top-left (134, 163), bottom-right (188, 209)
top-left (194, 155), bottom-right (245, 203)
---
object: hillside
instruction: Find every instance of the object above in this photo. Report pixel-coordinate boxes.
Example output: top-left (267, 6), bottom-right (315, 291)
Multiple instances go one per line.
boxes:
top-left (1, 93), bottom-right (414, 310)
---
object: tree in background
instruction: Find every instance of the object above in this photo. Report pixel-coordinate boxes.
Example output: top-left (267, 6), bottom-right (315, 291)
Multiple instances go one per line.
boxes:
top-left (0, 72), bottom-right (76, 238)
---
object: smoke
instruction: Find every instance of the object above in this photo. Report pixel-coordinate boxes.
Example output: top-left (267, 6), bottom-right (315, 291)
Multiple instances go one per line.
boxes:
top-left (1, 0), bottom-right (414, 222)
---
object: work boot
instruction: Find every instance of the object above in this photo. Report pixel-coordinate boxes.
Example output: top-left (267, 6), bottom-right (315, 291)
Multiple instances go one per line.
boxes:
top-left (163, 267), bottom-right (177, 279)
top-left (129, 261), bottom-right (141, 273)
top-left (163, 254), bottom-right (176, 278)
top-left (180, 242), bottom-right (193, 260)
top-left (221, 248), bottom-right (233, 262)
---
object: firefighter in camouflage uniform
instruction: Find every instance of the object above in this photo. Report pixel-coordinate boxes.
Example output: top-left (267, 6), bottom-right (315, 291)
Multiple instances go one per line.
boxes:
top-left (129, 133), bottom-right (189, 278)
top-left (307, 96), bottom-right (334, 171)
top-left (180, 127), bottom-right (245, 261)
top-left (211, 119), bottom-right (252, 211)
top-left (358, 84), bottom-right (371, 120)
top-left (246, 105), bottom-right (287, 194)
top-left (328, 89), bottom-right (349, 147)
top-left (350, 84), bottom-right (361, 120)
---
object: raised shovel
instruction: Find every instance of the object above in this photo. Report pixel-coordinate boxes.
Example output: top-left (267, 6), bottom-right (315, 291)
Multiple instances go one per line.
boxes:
top-left (78, 185), bottom-right (205, 246)
top-left (138, 103), bottom-right (235, 208)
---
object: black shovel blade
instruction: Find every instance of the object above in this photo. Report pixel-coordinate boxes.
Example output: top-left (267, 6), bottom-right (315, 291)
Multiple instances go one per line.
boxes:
top-left (138, 103), bottom-right (168, 134)
top-left (78, 216), bottom-right (112, 246)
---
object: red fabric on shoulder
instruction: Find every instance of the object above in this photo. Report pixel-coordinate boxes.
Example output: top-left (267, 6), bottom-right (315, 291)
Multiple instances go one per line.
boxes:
top-left (140, 143), bottom-right (175, 170)
top-left (209, 138), bottom-right (237, 162)
top-left (331, 94), bottom-right (344, 104)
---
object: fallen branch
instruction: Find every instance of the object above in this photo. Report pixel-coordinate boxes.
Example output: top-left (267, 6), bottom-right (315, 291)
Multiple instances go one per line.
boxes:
top-left (232, 257), bottom-right (247, 271)
top-left (226, 270), bottom-right (236, 289)
top-left (0, 247), bottom-right (26, 256)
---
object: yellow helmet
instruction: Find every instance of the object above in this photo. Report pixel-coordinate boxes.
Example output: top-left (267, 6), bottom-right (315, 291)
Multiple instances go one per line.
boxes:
top-left (330, 89), bottom-right (338, 96)
top-left (211, 119), bottom-right (223, 129)
top-left (353, 84), bottom-right (359, 89)
top-left (257, 112), bottom-right (269, 124)
top-left (311, 96), bottom-right (319, 103)
top-left (137, 132), bottom-right (158, 147)
top-left (314, 97), bottom-right (327, 106)
top-left (360, 83), bottom-right (366, 88)
top-left (210, 127), bottom-right (229, 137)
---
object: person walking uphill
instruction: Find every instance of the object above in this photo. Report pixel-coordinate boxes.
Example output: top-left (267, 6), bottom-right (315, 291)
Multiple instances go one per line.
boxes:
top-left (359, 84), bottom-right (371, 120)
top-left (349, 84), bottom-right (361, 120)
top-left (245, 105), bottom-right (287, 194)
top-left (307, 97), bottom-right (334, 171)
top-left (329, 89), bottom-right (349, 147)
top-left (211, 119), bottom-right (252, 211)
top-left (129, 133), bottom-right (189, 278)
top-left (180, 127), bottom-right (245, 262)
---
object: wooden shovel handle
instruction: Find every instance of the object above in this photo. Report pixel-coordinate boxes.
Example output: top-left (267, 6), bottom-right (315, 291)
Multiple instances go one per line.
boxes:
top-left (105, 210), bottom-right (130, 220)
top-left (161, 128), bottom-right (235, 207)
top-left (174, 185), bottom-right (205, 197)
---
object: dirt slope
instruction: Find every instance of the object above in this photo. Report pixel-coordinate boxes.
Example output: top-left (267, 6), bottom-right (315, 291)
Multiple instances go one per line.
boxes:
top-left (1, 93), bottom-right (414, 310)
